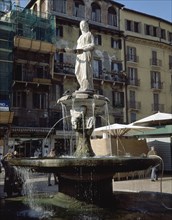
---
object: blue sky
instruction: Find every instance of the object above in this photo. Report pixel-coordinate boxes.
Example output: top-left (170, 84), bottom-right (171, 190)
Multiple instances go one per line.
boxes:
top-left (117, 0), bottom-right (172, 22)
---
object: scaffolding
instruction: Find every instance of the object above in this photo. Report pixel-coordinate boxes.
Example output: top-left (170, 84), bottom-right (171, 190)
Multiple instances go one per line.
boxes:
top-left (2, 6), bottom-right (56, 44)
top-left (0, 6), bottom-right (56, 100)
top-left (0, 5), bottom-right (56, 151)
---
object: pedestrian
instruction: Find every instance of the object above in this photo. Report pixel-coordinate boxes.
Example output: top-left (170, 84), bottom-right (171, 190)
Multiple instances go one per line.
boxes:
top-left (147, 146), bottom-right (159, 181)
top-left (47, 148), bottom-right (58, 186)
top-left (1, 150), bottom-right (24, 196)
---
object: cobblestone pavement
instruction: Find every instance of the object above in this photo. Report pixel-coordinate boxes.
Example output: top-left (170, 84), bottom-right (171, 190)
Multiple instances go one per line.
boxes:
top-left (0, 168), bottom-right (172, 199)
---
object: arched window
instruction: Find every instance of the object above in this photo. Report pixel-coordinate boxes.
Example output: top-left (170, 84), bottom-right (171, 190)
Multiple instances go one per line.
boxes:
top-left (91, 3), bottom-right (101, 22)
top-left (108, 7), bottom-right (117, 27)
top-left (33, 4), bottom-right (38, 15)
top-left (40, 0), bottom-right (46, 18)
top-left (73, 0), bottom-right (85, 18)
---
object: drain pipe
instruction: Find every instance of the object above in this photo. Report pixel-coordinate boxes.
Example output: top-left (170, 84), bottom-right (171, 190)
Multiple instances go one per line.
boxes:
top-left (123, 35), bottom-right (128, 123)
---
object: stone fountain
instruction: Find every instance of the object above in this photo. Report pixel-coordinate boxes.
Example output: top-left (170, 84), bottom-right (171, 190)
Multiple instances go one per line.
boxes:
top-left (9, 20), bottom-right (161, 207)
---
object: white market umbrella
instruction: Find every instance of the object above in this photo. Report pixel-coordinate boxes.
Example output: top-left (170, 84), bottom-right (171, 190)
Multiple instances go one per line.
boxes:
top-left (93, 123), bottom-right (154, 155)
top-left (132, 112), bottom-right (172, 126)
top-left (93, 123), bottom-right (154, 136)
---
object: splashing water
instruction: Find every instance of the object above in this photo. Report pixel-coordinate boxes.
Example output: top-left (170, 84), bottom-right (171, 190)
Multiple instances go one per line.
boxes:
top-left (16, 168), bottom-right (54, 219)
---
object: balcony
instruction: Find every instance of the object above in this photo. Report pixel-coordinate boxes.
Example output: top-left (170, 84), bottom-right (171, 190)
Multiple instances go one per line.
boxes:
top-left (150, 59), bottom-right (162, 67)
top-left (128, 101), bottom-right (141, 111)
top-left (54, 62), bottom-right (75, 76)
top-left (94, 69), bottom-right (126, 84)
top-left (14, 36), bottom-right (56, 53)
top-left (13, 72), bottom-right (51, 85)
top-left (126, 54), bottom-right (139, 63)
top-left (152, 104), bottom-right (164, 112)
top-left (151, 82), bottom-right (163, 90)
top-left (127, 78), bottom-right (140, 87)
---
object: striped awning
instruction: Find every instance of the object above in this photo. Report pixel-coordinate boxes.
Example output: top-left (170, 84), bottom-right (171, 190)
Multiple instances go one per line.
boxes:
top-left (0, 111), bottom-right (14, 124)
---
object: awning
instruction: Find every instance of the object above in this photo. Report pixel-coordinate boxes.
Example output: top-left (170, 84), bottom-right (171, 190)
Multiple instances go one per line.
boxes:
top-left (11, 127), bottom-right (53, 134)
top-left (132, 125), bottom-right (172, 137)
top-left (0, 111), bottom-right (14, 124)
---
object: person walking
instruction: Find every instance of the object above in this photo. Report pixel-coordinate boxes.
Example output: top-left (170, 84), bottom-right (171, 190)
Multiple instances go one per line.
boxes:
top-left (147, 146), bottom-right (159, 181)
top-left (47, 148), bottom-right (58, 186)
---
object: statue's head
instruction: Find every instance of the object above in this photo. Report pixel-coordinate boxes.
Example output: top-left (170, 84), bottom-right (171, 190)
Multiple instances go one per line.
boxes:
top-left (80, 20), bottom-right (89, 32)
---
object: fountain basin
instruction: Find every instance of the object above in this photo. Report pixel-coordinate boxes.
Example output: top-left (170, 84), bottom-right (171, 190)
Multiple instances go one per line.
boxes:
top-left (9, 156), bottom-right (161, 205)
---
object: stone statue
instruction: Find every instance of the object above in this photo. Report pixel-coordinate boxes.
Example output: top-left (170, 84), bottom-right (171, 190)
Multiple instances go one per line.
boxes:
top-left (75, 20), bottom-right (95, 91)
top-left (59, 20), bottom-right (95, 92)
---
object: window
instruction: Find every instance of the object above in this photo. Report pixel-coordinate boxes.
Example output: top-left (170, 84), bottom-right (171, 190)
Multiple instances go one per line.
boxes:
top-left (169, 55), bottom-right (172, 69)
top-left (129, 90), bottom-right (136, 109)
top-left (12, 91), bottom-right (26, 108)
top-left (93, 59), bottom-right (102, 78)
top-left (112, 91), bottom-right (124, 107)
top-left (94, 34), bottom-right (101, 45)
top-left (95, 116), bottom-right (101, 128)
top-left (40, 0), bottom-right (46, 17)
top-left (36, 65), bottom-right (48, 78)
top-left (91, 3), bottom-right (101, 22)
top-left (127, 47), bottom-right (137, 62)
top-left (126, 20), bottom-right (132, 31)
top-left (53, 0), bottom-right (66, 13)
top-left (14, 63), bottom-right (26, 81)
top-left (128, 67), bottom-right (138, 85)
top-left (145, 24), bottom-right (151, 35)
top-left (160, 28), bottom-right (166, 39)
top-left (151, 71), bottom-right (161, 89)
top-left (108, 7), bottom-right (117, 27)
top-left (144, 24), bottom-right (164, 38)
top-left (152, 51), bottom-right (157, 65)
top-left (33, 4), bottom-right (38, 15)
top-left (168, 31), bottom-right (172, 42)
top-left (130, 112), bottom-right (136, 123)
top-left (56, 26), bottom-right (63, 37)
top-left (111, 62), bottom-right (122, 74)
top-left (125, 20), bottom-right (141, 33)
top-left (153, 26), bottom-right (158, 37)
top-left (153, 93), bottom-right (159, 111)
top-left (94, 88), bottom-right (103, 95)
top-left (111, 38), bottom-right (121, 49)
top-left (51, 84), bottom-right (63, 101)
top-left (73, 0), bottom-right (85, 18)
top-left (55, 52), bottom-right (63, 63)
top-left (134, 21), bottom-right (139, 33)
top-left (33, 93), bottom-right (47, 109)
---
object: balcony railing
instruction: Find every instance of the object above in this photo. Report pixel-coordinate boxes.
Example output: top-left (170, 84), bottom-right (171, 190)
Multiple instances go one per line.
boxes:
top-left (150, 59), bottom-right (162, 66)
top-left (54, 62), bottom-right (75, 75)
top-left (93, 69), bottom-right (126, 83)
top-left (126, 54), bottom-right (139, 63)
top-left (13, 72), bottom-right (51, 84)
top-left (128, 101), bottom-right (141, 110)
top-left (128, 78), bottom-right (140, 87)
top-left (151, 82), bottom-right (163, 90)
top-left (151, 104), bottom-right (164, 112)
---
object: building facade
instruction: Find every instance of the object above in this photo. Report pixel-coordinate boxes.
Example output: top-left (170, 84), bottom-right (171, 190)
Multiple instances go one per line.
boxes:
top-left (120, 8), bottom-right (172, 122)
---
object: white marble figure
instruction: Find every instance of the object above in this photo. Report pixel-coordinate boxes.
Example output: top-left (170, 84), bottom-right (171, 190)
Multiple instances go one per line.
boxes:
top-left (75, 20), bottom-right (95, 91)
